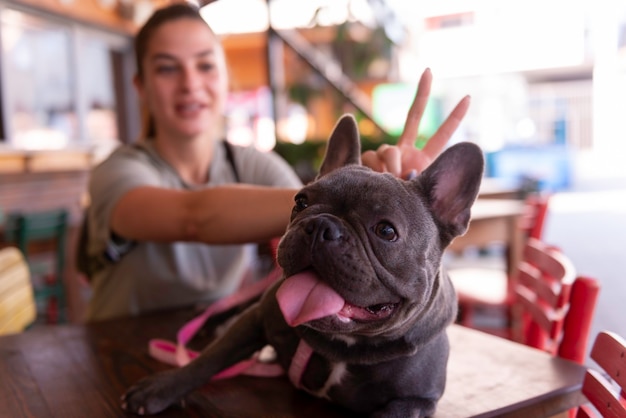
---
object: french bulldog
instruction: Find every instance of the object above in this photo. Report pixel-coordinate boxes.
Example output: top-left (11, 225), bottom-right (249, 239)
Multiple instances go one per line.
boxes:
top-left (121, 114), bottom-right (484, 417)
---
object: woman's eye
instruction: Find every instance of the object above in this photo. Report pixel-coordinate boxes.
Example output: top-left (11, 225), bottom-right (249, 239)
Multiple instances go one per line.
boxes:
top-left (155, 65), bottom-right (178, 75)
top-left (198, 62), bottom-right (215, 72)
top-left (374, 222), bottom-right (398, 241)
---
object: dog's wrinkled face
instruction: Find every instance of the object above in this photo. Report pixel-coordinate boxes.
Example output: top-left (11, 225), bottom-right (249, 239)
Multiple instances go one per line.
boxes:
top-left (276, 115), bottom-right (484, 338)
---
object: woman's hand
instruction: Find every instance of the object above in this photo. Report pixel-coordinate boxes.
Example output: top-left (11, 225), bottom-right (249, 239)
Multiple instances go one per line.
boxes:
top-left (362, 68), bottom-right (470, 178)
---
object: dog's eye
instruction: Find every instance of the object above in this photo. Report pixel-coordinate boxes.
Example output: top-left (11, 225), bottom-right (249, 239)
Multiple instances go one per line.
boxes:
top-left (374, 222), bottom-right (397, 241)
top-left (292, 194), bottom-right (308, 214)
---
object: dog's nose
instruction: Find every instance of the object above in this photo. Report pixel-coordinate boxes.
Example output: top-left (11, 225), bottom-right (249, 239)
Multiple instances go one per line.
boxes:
top-left (305, 217), bottom-right (342, 241)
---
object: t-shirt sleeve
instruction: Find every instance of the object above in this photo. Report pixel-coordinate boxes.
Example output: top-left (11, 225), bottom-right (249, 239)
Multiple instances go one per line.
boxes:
top-left (87, 147), bottom-right (161, 256)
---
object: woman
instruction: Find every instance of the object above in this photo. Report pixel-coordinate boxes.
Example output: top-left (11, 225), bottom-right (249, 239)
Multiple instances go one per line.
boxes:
top-left (84, 3), bottom-right (470, 321)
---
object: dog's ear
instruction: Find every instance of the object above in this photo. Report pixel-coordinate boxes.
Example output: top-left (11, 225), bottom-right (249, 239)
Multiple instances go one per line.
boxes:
top-left (318, 114), bottom-right (361, 178)
top-left (416, 142), bottom-right (484, 241)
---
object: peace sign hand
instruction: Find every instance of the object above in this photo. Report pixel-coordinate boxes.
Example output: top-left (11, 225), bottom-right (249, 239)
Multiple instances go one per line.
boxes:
top-left (361, 68), bottom-right (470, 179)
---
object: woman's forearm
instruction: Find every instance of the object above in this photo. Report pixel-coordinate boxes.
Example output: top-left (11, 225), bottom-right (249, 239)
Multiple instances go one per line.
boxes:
top-left (184, 185), bottom-right (297, 244)
top-left (110, 185), bottom-right (297, 244)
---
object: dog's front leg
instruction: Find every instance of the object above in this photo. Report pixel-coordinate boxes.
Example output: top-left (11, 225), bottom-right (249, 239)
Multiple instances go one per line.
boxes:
top-left (370, 397), bottom-right (437, 418)
top-left (122, 304), bottom-right (266, 415)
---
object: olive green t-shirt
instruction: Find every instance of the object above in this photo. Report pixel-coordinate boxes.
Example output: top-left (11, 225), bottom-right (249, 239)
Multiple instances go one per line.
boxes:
top-left (85, 140), bottom-right (302, 321)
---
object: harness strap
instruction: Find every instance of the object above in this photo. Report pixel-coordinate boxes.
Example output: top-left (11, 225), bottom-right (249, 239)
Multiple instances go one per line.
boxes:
top-left (222, 140), bottom-right (240, 182)
top-left (148, 266), bottom-right (283, 379)
top-left (288, 339), bottom-right (314, 389)
top-left (174, 266), bottom-right (282, 365)
top-left (148, 264), bottom-right (314, 386)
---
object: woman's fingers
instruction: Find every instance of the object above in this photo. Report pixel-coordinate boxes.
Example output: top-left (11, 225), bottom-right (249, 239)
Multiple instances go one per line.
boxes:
top-left (362, 69), bottom-right (471, 177)
top-left (361, 150), bottom-right (384, 173)
top-left (422, 95), bottom-right (471, 160)
top-left (376, 145), bottom-right (402, 177)
top-left (400, 148), bottom-right (432, 177)
top-left (362, 145), bottom-right (402, 177)
top-left (397, 68), bottom-right (432, 149)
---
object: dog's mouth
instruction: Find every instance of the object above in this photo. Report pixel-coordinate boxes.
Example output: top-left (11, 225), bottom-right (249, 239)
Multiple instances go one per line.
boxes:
top-left (338, 302), bottom-right (397, 322)
top-left (276, 270), bottom-right (398, 327)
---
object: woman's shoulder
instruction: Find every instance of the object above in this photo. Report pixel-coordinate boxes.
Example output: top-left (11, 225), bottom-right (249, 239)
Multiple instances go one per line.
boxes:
top-left (228, 142), bottom-right (302, 187)
top-left (227, 142), bottom-right (288, 168)
top-left (89, 142), bottom-right (172, 198)
top-left (94, 142), bottom-right (158, 170)
top-left (90, 142), bottom-right (166, 184)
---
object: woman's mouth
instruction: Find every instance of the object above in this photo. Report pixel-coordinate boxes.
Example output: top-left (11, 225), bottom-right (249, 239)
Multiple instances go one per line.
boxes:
top-left (176, 102), bottom-right (206, 117)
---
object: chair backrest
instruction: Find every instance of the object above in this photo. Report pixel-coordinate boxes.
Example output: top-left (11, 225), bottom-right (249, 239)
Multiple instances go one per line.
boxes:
top-left (519, 193), bottom-right (551, 240)
top-left (0, 247), bottom-right (36, 335)
top-left (512, 237), bottom-right (577, 354)
top-left (4, 209), bottom-right (69, 278)
top-left (576, 331), bottom-right (626, 418)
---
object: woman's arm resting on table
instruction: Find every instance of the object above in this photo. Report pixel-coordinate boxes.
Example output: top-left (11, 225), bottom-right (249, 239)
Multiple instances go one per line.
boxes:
top-left (110, 186), bottom-right (297, 245)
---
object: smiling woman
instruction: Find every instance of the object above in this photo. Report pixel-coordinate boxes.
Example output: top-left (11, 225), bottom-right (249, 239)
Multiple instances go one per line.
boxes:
top-left (132, 7), bottom-right (228, 145)
top-left (83, 3), bottom-right (303, 321)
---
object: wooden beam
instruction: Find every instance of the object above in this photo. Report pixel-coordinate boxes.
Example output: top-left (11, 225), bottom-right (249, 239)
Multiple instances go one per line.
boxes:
top-left (272, 27), bottom-right (389, 136)
top-left (5, 0), bottom-right (137, 34)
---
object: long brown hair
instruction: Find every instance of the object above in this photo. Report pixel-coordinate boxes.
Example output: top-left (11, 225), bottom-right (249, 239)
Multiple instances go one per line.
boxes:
top-left (134, 2), bottom-right (215, 140)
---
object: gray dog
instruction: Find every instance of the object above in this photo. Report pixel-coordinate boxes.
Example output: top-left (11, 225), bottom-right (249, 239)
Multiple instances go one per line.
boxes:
top-left (122, 114), bottom-right (484, 417)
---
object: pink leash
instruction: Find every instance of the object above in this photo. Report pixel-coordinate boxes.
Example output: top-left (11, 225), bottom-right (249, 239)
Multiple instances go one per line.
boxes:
top-left (148, 263), bottom-right (314, 386)
top-left (148, 266), bottom-right (285, 379)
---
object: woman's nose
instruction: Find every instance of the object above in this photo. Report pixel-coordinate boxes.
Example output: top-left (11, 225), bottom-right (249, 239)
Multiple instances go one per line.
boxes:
top-left (181, 66), bottom-right (202, 91)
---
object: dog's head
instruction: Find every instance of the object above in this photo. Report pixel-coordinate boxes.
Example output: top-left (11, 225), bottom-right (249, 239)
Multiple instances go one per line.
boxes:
top-left (276, 114), bottom-right (484, 339)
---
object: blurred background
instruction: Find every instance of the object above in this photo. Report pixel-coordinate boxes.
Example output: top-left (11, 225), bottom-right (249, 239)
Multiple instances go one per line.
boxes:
top-left (0, 0), bottom-right (624, 341)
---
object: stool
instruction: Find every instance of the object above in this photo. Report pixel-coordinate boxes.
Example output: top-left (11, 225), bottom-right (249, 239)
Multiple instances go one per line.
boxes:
top-left (4, 209), bottom-right (69, 324)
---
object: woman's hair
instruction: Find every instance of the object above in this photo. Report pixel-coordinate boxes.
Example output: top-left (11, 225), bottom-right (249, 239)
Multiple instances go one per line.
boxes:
top-left (134, 2), bottom-right (214, 139)
top-left (134, 2), bottom-right (209, 79)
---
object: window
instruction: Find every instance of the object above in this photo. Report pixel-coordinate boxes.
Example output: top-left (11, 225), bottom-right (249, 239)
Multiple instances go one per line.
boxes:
top-left (1, 9), bottom-right (75, 149)
top-left (0, 6), bottom-right (134, 152)
top-left (424, 12), bottom-right (474, 31)
top-left (75, 29), bottom-right (135, 156)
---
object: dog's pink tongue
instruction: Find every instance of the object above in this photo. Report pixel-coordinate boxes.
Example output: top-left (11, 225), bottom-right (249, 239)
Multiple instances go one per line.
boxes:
top-left (276, 271), bottom-right (345, 327)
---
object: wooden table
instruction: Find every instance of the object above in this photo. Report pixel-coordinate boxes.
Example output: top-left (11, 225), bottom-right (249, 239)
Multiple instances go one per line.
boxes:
top-left (478, 178), bottom-right (522, 200)
top-left (0, 308), bottom-right (586, 417)
top-left (448, 198), bottom-right (526, 276)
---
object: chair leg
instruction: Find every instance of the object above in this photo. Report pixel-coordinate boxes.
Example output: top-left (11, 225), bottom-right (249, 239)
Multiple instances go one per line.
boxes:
top-left (457, 304), bottom-right (477, 327)
top-left (46, 297), bottom-right (58, 324)
top-left (43, 274), bottom-right (66, 324)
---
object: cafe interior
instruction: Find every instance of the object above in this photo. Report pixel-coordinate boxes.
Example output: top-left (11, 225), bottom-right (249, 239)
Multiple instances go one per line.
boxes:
top-left (0, 0), bottom-right (625, 417)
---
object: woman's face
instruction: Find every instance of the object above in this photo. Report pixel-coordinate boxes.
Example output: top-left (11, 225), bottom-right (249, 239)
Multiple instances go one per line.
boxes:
top-left (135, 18), bottom-right (229, 140)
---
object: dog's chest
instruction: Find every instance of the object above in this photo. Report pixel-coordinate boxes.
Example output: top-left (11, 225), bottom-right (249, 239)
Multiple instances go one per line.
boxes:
top-left (299, 350), bottom-right (347, 399)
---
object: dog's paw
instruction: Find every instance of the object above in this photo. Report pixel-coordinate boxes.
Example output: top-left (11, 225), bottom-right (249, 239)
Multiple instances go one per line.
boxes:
top-left (121, 369), bottom-right (185, 415)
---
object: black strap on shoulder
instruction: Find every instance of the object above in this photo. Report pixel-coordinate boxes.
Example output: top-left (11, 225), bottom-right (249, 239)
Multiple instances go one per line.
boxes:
top-left (222, 140), bottom-right (240, 183)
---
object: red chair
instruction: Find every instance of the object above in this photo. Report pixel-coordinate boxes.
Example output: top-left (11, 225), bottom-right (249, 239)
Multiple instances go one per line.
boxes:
top-left (509, 238), bottom-right (576, 350)
top-left (510, 248), bottom-right (600, 418)
top-left (513, 269), bottom-right (600, 364)
top-left (456, 237), bottom-right (600, 365)
top-left (576, 331), bottom-right (626, 418)
top-left (510, 242), bottom-right (600, 364)
top-left (519, 193), bottom-right (551, 240)
top-left (452, 193), bottom-right (551, 332)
